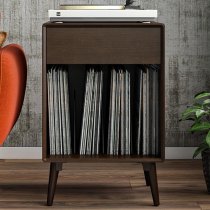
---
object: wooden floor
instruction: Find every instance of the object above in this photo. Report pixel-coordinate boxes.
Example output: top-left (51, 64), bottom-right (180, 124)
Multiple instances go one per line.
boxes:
top-left (0, 160), bottom-right (210, 210)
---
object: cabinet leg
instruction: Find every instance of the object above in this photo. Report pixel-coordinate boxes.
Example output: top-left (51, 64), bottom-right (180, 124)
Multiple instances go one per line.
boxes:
top-left (143, 170), bottom-right (150, 186)
top-left (142, 163), bottom-right (159, 206)
top-left (47, 162), bottom-right (63, 206)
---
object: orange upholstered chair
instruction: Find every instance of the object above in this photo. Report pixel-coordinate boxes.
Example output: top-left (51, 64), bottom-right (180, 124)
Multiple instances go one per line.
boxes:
top-left (0, 43), bottom-right (27, 145)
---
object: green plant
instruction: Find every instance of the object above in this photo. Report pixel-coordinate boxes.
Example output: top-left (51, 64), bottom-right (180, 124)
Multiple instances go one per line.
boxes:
top-left (180, 91), bottom-right (210, 158)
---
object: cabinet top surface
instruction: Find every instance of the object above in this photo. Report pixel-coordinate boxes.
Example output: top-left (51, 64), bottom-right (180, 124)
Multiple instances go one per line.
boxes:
top-left (43, 21), bottom-right (164, 27)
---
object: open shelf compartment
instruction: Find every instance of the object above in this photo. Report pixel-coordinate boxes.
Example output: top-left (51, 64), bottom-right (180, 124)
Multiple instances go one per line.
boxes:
top-left (43, 64), bottom-right (164, 160)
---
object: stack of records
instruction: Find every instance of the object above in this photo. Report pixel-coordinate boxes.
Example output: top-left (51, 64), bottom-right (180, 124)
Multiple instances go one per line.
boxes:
top-left (80, 68), bottom-right (103, 155)
top-left (47, 64), bottom-right (160, 157)
top-left (136, 65), bottom-right (159, 156)
top-left (107, 68), bottom-right (131, 155)
top-left (47, 65), bottom-right (72, 155)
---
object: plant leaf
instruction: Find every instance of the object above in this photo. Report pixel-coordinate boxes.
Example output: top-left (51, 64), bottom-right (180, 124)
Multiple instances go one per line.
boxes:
top-left (206, 130), bottom-right (210, 147)
top-left (179, 117), bottom-right (195, 121)
top-left (181, 107), bottom-right (200, 120)
top-left (203, 99), bottom-right (210, 105)
top-left (195, 92), bottom-right (210, 100)
top-left (193, 142), bottom-right (209, 158)
top-left (190, 122), bottom-right (210, 132)
top-left (195, 109), bottom-right (206, 118)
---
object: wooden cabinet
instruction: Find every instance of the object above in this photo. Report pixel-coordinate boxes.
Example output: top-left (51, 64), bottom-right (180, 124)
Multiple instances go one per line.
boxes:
top-left (42, 21), bottom-right (165, 207)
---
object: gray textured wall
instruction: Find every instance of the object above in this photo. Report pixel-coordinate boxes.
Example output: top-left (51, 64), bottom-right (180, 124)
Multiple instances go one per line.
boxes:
top-left (0, 0), bottom-right (210, 147)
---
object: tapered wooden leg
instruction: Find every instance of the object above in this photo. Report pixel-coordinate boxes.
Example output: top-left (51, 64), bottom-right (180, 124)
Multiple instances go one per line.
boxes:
top-left (142, 163), bottom-right (159, 206)
top-left (143, 170), bottom-right (150, 186)
top-left (47, 162), bottom-right (63, 206)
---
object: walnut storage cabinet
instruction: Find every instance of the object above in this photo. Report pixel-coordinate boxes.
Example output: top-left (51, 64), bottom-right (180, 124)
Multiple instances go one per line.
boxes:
top-left (42, 21), bottom-right (165, 206)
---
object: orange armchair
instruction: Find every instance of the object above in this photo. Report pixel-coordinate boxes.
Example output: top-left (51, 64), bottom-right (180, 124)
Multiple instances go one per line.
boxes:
top-left (0, 43), bottom-right (27, 145)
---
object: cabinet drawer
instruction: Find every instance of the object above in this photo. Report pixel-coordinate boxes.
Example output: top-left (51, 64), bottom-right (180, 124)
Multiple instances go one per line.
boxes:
top-left (46, 26), bottom-right (162, 64)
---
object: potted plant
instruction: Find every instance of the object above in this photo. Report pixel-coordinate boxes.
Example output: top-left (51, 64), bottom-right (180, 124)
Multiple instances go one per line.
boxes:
top-left (180, 91), bottom-right (210, 193)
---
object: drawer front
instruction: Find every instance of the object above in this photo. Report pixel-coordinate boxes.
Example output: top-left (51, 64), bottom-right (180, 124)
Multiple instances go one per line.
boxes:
top-left (46, 26), bottom-right (161, 64)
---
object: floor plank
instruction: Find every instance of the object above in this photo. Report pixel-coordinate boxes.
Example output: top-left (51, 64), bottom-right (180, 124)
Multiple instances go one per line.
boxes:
top-left (0, 160), bottom-right (209, 209)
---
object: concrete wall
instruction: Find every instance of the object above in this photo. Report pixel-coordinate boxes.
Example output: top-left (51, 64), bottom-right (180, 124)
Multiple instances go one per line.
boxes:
top-left (0, 0), bottom-right (210, 147)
